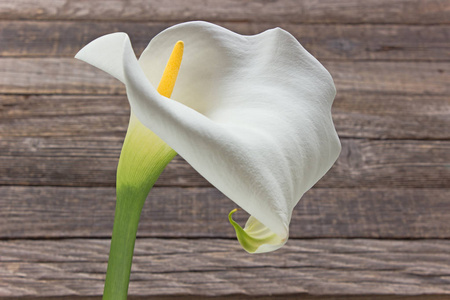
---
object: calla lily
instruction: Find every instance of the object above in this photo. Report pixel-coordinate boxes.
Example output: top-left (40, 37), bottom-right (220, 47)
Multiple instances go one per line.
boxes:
top-left (76, 21), bottom-right (340, 298)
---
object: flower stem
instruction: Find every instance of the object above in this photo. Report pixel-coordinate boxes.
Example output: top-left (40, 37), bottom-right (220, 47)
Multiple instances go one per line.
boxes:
top-left (103, 142), bottom-right (175, 299)
top-left (102, 186), bottom-right (145, 300)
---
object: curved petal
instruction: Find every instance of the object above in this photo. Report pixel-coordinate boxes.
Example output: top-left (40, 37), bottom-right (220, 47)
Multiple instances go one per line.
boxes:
top-left (229, 209), bottom-right (287, 253)
top-left (75, 32), bottom-right (126, 83)
top-left (75, 22), bottom-right (341, 253)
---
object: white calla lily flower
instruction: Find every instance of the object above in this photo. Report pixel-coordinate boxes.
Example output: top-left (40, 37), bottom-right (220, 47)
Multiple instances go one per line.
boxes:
top-left (76, 21), bottom-right (341, 254)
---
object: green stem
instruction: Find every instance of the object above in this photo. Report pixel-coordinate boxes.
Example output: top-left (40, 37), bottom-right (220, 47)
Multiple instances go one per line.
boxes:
top-left (102, 186), bottom-right (146, 300)
top-left (102, 115), bottom-right (176, 300)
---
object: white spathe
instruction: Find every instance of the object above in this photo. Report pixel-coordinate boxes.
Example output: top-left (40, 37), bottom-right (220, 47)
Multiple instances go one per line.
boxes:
top-left (75, 21), bottom-right (341, 253)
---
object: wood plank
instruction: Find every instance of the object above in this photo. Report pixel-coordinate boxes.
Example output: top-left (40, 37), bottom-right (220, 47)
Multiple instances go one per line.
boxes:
top-left (0, 186), bottom-right (449, 239)
top-left (324, 139), bottom-right (450, 188)
top-left (2, 21), bottom-right (449, 61)
top-left (0, 95), bottom-right (130, 138)
top-left (1, 238), bottom-right (449, 298)
top-left (333, 93), bottom-right (450, 139)
top-left (0, 58), bottom-right (123, 95)
top-left (4, 296), bottom-right (444, 300)
top-left (324, 61), bottom-right (450, 96)
top-left (2, 93), bottom-right (449, 140)
top-left (1, 59), bottom-right (448, 95)
top-left (0, 0), bottom-right (448, 24)
top-left (0, 297), bottom-right (443, 300)
top-left (1, 137), bottom-right (449, 188)
top-left (0, 296), bottom-right (446, 300)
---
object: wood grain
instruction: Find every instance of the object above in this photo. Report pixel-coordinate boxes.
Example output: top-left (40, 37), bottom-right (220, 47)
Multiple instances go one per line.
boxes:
top-left (1, 137), bottom-right (449, 188)
top-left (2, 93), bottom-right (449, 140)
top-left (0, 4), bottom-right (447, 300)
top-left (1, 186), bottom-right (449, 239)
top-left (333, 93), bottom-right (450, 139)
top-left (0, 0), bottom-right (449, 24)
top-left (0, 59), bottom-right (449, 95)
top-left (1, 21), bottom-right (449, 61)
top-left (0, 0), bottom-right (449, 299)
top-left (0, 296), bottom-right (447, 300)
top-left (1, 238), bottom-right (449, 298)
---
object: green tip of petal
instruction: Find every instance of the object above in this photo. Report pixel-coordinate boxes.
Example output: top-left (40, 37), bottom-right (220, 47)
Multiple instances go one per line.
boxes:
top-left (228, 209), bottom-right (285, 254)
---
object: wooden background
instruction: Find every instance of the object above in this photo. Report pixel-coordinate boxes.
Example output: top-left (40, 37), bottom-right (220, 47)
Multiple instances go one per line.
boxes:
top-left (1, 0), bottom-right (450, 299)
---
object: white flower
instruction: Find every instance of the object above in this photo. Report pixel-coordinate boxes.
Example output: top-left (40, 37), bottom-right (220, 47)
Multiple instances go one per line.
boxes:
top-left (76, 21), bottom-right (341, 253)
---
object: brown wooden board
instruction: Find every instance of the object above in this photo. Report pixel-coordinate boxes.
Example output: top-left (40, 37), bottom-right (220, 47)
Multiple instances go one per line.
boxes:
top-left (0, 295), bottom-right (447, 300)
top-left (1, 238), bottom-right (449, 298)
top-left (0, 0), bottom-right (449, 24)
top-left (1, 295), bottom-right (447, 300)
top-left (1, 59), bottom-right (448, 95)
top-left (332, 93), bottom-right (450, 140)
top-left (1, 21), bottom-right (449, 61)
top-left (1, 137), bottom-right (449, 188)
top-left (0, 296), bottom-right (447, 300)
top-left (2, 93), bottom-right (449, 140)
top-left (1, 186), bottom-right (449, 239)
top-left (0, 1), bottom-right (449, 299)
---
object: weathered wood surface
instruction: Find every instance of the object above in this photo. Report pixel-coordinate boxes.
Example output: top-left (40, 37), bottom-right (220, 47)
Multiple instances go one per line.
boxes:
top-left (2, 21), bottom-right (449, 61)
top-left (1, 238), bottom-right (449, 298)
top-left (333, 93), bottom-right (450, 139)
top-left (1, 59), bottom-right (448, 95)
top-left (2, 93), bottom-right (449, 140)
top-left (1, 186), bottom-right (449, 239)
top-left (1, 0), bottom-right (449, 299)
top-left (0, 0), bottom-right (449, 24)
top-left (1, 137), bottom-right (449, 188)
top-left (0, 296), bottom-right (447, 300)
